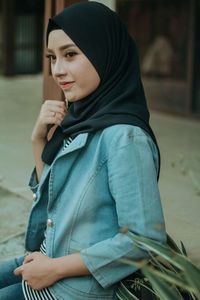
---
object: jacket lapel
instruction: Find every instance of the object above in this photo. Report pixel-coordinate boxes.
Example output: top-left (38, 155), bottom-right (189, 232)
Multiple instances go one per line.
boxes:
top-left (38, 133), bottom-right (89, 188)
top-left (56, 132), bottom-right (89, 159)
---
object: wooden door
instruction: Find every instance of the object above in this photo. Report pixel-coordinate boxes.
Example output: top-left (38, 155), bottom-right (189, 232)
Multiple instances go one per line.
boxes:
top-left (43, 0), bottom-right (87, 100)
top-left (117, 0), bottom-right (196, 116)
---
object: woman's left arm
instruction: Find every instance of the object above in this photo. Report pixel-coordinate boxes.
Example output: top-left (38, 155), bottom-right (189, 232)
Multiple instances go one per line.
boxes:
top-left (78, 129), bottom-right (167, 288)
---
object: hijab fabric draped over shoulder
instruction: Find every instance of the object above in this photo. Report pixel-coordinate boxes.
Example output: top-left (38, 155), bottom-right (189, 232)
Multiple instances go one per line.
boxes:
top-left (42, 1), bottom-right (160, 177)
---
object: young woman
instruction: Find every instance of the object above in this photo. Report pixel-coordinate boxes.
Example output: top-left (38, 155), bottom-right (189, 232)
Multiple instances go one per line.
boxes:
top-left (0, 2), bottom-right (166, 299)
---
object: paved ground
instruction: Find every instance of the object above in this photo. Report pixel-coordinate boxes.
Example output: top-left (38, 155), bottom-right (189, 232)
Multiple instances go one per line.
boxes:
top-left (0, 75), bottom-right (200, 265)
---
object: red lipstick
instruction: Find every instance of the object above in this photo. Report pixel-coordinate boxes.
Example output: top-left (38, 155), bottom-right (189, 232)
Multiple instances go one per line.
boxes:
top-left (59, 81), bottom-right (74, 89)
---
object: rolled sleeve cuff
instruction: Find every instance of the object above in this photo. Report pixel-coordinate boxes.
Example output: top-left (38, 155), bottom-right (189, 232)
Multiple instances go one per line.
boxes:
top-left (80, 234), bottom-right (148, 288)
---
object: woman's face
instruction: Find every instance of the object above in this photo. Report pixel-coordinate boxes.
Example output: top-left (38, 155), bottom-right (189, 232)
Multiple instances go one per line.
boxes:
top-left (46, 29), bottom-right (100, 102)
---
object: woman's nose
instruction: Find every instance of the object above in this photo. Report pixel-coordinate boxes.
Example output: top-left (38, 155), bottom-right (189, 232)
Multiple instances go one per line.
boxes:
top-left (53, 59), bottom-right (67, 77)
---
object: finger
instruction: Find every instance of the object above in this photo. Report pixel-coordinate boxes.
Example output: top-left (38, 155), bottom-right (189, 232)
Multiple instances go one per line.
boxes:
top-left (50, 109), bottom-right (66, 117)
top-left (23, 255), bottom-right (34, 264)
top-left (44, 100), bottom-right (67, 109)
top-left (54, 112), bottom-right (65, 120)
top-left (24, 251), bottom-right (40, 262)
top-left (47, 111), bottom-right (57, 118)
top-left (42, 103), bottom-right (66, 112)
top-left (14, 266), bottom-right (23, 276)
top-left (50, 112), bottom-right (65, 122)
top-left (39, 111), bottom-right (65, 125)
top-left (45, 98), bottom-right (65, 103)
top-left (44, 117), bottom-right (63, 126)
top-left (43, 102), bottom-right (66, 116)
top-left (46, 112), bottom-right (64, 122)
top-left (43, 106), bottom-right (67, 117)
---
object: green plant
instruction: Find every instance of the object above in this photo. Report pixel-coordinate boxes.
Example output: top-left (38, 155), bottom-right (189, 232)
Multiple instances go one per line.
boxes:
top-left (116, 232), bottom-right (200, 300)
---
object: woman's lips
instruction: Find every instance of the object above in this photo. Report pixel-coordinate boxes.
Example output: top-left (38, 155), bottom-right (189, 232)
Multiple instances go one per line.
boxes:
top-left (59, 81), bottom-right (74, 89)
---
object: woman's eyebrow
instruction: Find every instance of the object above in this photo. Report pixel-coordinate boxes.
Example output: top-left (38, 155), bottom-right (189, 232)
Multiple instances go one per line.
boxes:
top-left (46, 43), bottom-right (77, 52)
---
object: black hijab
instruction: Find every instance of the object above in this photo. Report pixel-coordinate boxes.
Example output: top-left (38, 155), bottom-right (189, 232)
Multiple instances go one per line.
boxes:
top-left (42, 1), bottom-right (160, 178)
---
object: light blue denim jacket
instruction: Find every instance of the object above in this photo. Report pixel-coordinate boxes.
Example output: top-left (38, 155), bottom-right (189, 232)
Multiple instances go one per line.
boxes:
top-left (25, 125), bottom-right (166, 300)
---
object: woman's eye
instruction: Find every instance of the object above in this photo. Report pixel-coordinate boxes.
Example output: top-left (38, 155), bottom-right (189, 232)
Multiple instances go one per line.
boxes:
top-left (45, 51), bottom-right (77, 61)
top-left (65, 51), bottom-right (77, 58)
top-left (45, 54), bottom-right (56, 61)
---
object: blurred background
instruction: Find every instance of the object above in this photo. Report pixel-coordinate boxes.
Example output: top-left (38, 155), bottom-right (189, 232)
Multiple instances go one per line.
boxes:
top-left (1, 0), bottom-right (200, 115)
top-left (0, 0), bottom-right (199, 265)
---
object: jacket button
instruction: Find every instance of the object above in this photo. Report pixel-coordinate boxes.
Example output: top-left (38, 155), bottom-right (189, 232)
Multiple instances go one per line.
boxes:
top-left (47, 218), bottom-right (54, 227)
top-left (32, 193), bottom-right (37, 201)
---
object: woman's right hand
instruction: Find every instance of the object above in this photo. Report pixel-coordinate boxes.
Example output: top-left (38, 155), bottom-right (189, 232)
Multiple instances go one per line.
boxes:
top-left (31, 100), bottom-right (67, 142)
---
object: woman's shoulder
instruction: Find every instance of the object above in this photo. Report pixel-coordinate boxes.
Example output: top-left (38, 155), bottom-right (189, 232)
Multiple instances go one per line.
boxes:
top-left (100, 124), bottom-right (151, 145)
top-left (96, 124), bottom-right (158, 159)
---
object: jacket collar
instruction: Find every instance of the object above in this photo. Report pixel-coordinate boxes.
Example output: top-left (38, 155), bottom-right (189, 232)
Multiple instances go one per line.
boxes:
top-left (39, 133), bottom-right (89, 187)
top-left (57, 132), bottom-right (89, 158)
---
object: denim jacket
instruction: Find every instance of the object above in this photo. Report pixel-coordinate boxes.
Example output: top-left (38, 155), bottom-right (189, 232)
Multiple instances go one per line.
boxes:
top-left (25, 125), bottom-right (166, 300)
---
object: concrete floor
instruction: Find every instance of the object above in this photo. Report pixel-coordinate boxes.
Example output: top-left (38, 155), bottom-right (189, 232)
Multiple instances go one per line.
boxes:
top-left (0, 75), bottom-right (200, 264)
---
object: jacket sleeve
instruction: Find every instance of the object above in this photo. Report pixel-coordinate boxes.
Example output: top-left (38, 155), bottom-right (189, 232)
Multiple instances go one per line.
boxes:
top-left (80, 129), bottom-right (166, 288)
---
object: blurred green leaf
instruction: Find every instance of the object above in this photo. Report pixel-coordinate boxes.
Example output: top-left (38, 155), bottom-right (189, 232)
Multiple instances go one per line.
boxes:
top-left (142, 266), bottom-right (183, 300)
top-left (116, 282), bottom-right (140, 300)
top-left (184, 264), bottom-right (200, 298)
top-left (180, 241), bottom-right (187, 256)
top-left (145, 265), bottom-right (196, 293)
top-left (167, 234), bottom-right (182, 254)
top-left (128, 232), bottom-right (199, 273)
top-left (118, 232), bottom-right (200, 300)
